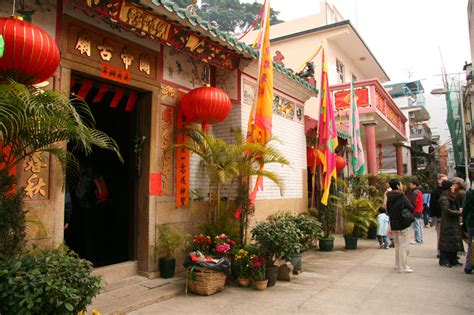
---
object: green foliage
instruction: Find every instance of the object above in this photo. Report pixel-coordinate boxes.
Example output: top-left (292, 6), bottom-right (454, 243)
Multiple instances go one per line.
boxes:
top-left (0, 80), bottom-right (122, 181)
top-left (177, 126), bottom-right (289, 242)
top-left (198, 199), bottom-right (240, 243)
top-left (170, 0), bottom-right (283, 33)
top-left (343, 198), bottom-right (378, 238)
top-left (269, 211), bottom-right (322, 251)
top-left (0, 246), bottom-right (102, 314)
top-left (251, 218), bottom-right (301, 265)
top-left (156, 225), bottom-right (189, 259)
top-left (0, 170), bottom-right (26, 260)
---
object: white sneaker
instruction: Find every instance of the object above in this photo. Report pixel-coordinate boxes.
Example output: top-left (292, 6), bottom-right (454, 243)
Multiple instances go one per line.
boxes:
top-left (394, 265), bottom-right (410, 270)
top-left (410, 241), bottom-right (417, 245)
top-left (399, 268), bottom-right (414, 273)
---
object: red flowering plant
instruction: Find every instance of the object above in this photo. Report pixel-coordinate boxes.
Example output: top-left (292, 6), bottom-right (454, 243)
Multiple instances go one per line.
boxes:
top-left (251, 256), bottom-right (267, 281)
top-left (192, 234), bottom-right (213, 255)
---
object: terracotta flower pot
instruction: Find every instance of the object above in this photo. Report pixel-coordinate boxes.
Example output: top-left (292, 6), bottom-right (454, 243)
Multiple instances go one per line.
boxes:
top-left (237, 277), bottom-right (251, 287)
top-left (253, 279), bottom-right (268, 290)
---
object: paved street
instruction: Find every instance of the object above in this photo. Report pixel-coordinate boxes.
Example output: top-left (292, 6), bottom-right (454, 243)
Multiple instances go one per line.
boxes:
top-left (130, 227), bottom-right (474, 315)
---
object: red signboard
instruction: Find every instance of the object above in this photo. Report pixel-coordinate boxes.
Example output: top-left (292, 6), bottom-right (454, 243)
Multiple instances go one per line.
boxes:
top-left (99, 64), bottom-right (132, 84)
top-left (334, 88), bottom-right (369, 109)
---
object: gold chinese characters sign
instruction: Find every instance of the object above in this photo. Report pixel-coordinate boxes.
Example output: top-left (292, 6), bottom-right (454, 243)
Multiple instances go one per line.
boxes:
top-left (21, 152), bottom-right (50, 200)
top-left (65, 0), bottom-right (240, 70)
top-left (65, 17), bottom-right (158, 82)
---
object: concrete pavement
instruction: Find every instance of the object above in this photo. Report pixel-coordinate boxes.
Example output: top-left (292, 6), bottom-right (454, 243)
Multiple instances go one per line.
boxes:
top-left (130, 227), bottom-right (474, 315)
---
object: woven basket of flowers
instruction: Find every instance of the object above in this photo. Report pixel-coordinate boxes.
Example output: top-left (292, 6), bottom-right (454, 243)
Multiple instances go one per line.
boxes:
top-left (187, 266), bottom-right (227, 296)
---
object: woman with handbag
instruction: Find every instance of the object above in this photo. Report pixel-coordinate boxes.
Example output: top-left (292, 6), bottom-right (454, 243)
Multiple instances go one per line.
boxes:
top-left (386, 179), bottom-right (414, 273)
top-left (438, 180), bottom-right (462, 268)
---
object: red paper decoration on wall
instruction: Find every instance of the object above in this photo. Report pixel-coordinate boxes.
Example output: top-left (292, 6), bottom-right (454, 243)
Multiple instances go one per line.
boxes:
top-left (180, 86), bottom-right (232, 132)
top-left (0, 17), bottom-right (60, 85)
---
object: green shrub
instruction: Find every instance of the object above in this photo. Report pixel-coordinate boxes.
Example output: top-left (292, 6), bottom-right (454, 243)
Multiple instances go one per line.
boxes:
top-left (0, 170), bottom-right (26, 260)
top-left (269, 211), bottom-right (322, 251)
top-left (251, 219), bottom-right (301, 265)
top-left (0, 246), bottom-right (102, 314)
top-left (156, 224), bottom-right (189, 259)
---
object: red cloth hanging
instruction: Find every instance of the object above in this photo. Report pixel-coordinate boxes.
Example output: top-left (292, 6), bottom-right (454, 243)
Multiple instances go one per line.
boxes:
top-left (125, 91), bottom-right (137, 112)
top-left (70, 77), bottom-right (76, 92)
top-left (93, 83), bottom-right (109, 103)
top-left (110, 88), bottom-right (124, 108)
top-left (77, 79), bottom-right (92, 100)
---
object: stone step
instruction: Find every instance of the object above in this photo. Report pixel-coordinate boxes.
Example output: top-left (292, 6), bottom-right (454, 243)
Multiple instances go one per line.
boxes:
top-left (92, 261), bottom-right (139, 285)
top-left (89, 271), bottom-right (186, 314)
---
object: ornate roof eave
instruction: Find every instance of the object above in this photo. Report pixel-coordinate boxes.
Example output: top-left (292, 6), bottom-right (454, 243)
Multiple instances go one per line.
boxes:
top-left (146, 0), bottom-right (318, 94)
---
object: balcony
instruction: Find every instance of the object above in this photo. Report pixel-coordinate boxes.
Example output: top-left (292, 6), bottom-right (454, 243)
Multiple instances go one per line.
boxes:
top-left (331, 79), bottom-right (407, 143)
top-left (410, 123), bottom-right (431, 139)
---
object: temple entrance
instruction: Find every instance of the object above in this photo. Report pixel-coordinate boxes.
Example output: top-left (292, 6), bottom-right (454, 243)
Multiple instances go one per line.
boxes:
top-left (65, 75), bottom-right (143, 267)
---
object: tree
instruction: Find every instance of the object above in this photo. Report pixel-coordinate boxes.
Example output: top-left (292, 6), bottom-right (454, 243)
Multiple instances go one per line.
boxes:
top-left (169, 0), bottom-right (283, 34)
top-left (176, 126), bottom-right (289, 243)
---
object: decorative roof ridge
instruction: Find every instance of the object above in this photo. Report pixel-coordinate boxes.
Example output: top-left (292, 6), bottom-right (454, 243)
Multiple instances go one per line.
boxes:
top-left (151, 0), bottom-right (318, 95)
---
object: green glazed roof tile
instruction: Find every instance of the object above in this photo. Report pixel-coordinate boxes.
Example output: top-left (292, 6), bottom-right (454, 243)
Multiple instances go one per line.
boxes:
top-left (151, 0), bottom-right (317, 94)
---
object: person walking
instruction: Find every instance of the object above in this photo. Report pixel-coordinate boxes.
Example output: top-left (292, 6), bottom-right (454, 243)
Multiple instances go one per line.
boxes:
top-left (438, 180), bottom-right (462, 267)
top-left (430, 173), bottom-right (448, 256)
top-left (386, 179), bottom-right (414, 273)
top-left (409, 180), bottom-right (424, 244)
top-left (463, 186), bottom-right (474, 274)
top-left (377, 207), bottom-right (390, 249)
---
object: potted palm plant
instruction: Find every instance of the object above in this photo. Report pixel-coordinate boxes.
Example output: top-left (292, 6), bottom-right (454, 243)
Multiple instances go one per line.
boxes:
top-left (156, 224), bottom-right (189, 279)
top-left (343, 198), bottom-right (377, 249)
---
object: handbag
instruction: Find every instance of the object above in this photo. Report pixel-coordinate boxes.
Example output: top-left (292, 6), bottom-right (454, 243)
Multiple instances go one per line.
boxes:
top-left (401, 208), bottom-right (415, 227)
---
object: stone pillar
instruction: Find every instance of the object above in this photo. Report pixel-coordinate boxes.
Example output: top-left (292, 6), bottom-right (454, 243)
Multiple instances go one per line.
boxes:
top-left (395, 144), bottom-right (404, 175)
top-left (363, 122), bottom-right (377, 174)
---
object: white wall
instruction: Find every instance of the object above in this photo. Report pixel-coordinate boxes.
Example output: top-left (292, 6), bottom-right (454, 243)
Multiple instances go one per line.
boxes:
top-left (240, 103), bottom-right (306, 200)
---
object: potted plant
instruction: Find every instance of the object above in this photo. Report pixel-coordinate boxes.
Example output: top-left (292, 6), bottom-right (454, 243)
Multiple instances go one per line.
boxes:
top-left (310, 205), bottom-right (336, 251)
top-left (251, 219), bottom-right (301, 287)
top-left (343, 198), bottom-right (377, 250)
top-left (234, 248), bottom-right (252, 287)
top-left (250, 256), bottom-right (268, 290)
top-left (291, 213), bottom-right (321, 271)
top-left (270, 212), bottom-right (321, 273)
top-left (156, 225), bottom-right (189, 278)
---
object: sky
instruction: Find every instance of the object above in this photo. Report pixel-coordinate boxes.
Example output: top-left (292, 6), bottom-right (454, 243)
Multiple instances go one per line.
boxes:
top-left (239, 0), bottom-right (472, 143)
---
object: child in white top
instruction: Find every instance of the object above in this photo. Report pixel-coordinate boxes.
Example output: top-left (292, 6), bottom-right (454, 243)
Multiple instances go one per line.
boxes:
top-left (377, 207), bottom-right (390, 249)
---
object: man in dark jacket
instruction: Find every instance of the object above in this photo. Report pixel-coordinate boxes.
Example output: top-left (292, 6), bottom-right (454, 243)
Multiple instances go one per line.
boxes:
top-left (387, 179), bottom-right (414, 273)
top-left (430, 173), bottom-right (448, 255)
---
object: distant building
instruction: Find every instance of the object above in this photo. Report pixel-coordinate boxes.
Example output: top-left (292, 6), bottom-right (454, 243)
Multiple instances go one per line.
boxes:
top-left (245, 0), bottom-right (408, 175)
top-left (384, 80), bottom-right (435, 174)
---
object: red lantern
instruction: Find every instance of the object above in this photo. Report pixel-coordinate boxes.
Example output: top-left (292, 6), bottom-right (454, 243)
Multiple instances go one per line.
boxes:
top-left (0, 17), bottom-right (60, 85)
top-left (335, 155), bottom-right (346, 171)
top-left (307, 147), bottom-right (322, 174)
top-left (181, 86), bottom-right (232, 131)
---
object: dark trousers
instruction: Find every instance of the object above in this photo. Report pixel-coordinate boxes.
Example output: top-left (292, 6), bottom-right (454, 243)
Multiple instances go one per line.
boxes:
top-left (439, 251), bottom-right (457, 266)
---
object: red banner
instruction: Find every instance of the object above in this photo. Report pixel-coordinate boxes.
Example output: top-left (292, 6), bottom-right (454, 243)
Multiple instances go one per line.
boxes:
top-left (175, 100), bottom-right (190, 208)
top-left (334, 88), bottom-right (369, 109)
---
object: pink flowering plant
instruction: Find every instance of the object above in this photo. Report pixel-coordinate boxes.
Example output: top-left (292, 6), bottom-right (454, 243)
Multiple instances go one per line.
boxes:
top-left (251, 256), bottom-right (267, 281)
top-left (213, 234), bottom-right (236, 258)
top-left (191, 233), bottom-right (236, 258)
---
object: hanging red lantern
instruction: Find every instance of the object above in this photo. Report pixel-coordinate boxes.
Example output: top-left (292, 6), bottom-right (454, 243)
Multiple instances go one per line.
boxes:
top-left (307, 147), bottom-right (323, 174)
top-left (181, 86), bottom-right (232, 132)
top-left (335, 155), bottom-right (346, 171)
top-left (0, 16), bottom-right (60, 85)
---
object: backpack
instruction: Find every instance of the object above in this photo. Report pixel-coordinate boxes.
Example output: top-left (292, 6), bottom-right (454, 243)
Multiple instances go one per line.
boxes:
top-left (401, 208), bottom-right (415, 228)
